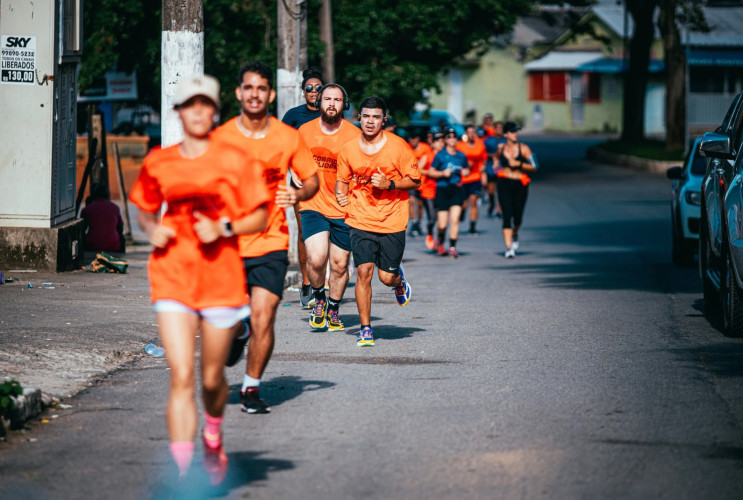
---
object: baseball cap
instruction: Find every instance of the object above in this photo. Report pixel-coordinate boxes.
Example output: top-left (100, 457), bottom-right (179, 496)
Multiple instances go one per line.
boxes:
top-left (444, 127), bottom-right (457, 137)
top-left (385, 116), bottom-right (396, 128)
top-left (433, 131), bottom-right (445, 140)
top-left (173, 74), bottom-right (221, 109)
top-left (503, 121), bottom-right (520, 133)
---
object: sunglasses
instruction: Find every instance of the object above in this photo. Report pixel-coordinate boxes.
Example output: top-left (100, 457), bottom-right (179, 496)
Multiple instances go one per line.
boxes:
top-left (304, 84), bottom-right (323, 93)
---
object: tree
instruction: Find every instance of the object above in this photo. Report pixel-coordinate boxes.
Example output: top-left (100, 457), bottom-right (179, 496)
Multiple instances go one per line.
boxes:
top-left (622, 0), bottom-right (659, 143)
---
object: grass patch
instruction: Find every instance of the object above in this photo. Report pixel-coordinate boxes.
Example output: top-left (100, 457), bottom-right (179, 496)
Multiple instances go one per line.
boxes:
top-left (597, 139), bottom-right (684, 161)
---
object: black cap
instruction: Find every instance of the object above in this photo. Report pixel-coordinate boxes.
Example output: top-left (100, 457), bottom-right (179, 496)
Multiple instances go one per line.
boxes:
top-left (433, 131), bottom-right (445, 140)
top-left (504, 121), bottom-right (520, 133)
top-left (444, 127), bottom-right (457, 137)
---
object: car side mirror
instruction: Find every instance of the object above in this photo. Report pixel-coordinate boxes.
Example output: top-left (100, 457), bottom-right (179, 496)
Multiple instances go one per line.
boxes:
top-left (666, 166), bottom-right (683, 180)
top-left (699, 131), bottom-right (733, 159)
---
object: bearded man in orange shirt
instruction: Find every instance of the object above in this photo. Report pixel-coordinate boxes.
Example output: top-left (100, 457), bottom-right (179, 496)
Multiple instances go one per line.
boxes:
top-left (335, 96), bottom-right (420, 347)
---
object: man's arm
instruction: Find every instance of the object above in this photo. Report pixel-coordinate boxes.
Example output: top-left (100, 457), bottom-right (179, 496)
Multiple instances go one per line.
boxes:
top-left (335, 180), bottom-right (350, 207)
top-left (275, 174), bottom-right (319, 208)
top-left (371, 168), bottom-right (420, 191)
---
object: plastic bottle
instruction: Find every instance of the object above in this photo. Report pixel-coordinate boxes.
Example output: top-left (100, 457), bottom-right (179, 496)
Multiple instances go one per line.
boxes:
top-left (145, 343), bottom-right (165, 357)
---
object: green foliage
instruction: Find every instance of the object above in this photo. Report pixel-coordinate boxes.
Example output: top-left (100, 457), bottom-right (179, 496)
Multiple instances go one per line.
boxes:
top-left (79, 0), bottom-right (536, 123)
top-left (0, 379), bottom-right (23, 417)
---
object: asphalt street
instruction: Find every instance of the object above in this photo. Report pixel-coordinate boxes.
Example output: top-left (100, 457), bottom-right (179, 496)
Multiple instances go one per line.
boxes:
top-left (1, 136), bottom-right (743, 499)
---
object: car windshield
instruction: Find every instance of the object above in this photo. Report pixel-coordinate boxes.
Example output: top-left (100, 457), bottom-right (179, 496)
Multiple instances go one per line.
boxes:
top-left (690, 154), bottom-right (707, 175)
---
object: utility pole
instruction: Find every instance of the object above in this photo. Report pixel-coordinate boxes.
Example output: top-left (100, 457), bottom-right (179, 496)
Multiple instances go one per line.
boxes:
top-left (161, 1), bottom-right (204, 148)
top-left (278, 0), bottom-right (307, 264)
top-left (319, 0), bottom-right (335, 83)
top-left (277, 0), bottom-right (307, 120)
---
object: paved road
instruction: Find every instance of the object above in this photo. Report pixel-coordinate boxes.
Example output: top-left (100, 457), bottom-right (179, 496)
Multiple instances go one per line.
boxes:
top-left (2, 136), bottom-right (743, 499)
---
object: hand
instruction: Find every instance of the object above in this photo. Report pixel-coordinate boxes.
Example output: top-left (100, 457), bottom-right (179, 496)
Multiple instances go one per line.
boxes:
top-left (149, 224), bottom-right (176, 248)
top-left (371, 167), bottom-right (389, 189)
top-left (275, 183), bottom-right (298, 208)
top-left (192, 211), bottom-right (221, 244)
top-left (463, 168), bottom-right (471, 178)
top-left (336, 189), bottom-right (349, 207)
top-left (444, 168), bottom-right (452, 178)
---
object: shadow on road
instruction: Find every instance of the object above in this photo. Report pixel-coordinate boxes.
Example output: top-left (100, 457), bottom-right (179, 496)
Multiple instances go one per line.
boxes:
top-left (227, 375), bottom-right (336, 408)
top-left (149, 450), bottom-right (294, 499)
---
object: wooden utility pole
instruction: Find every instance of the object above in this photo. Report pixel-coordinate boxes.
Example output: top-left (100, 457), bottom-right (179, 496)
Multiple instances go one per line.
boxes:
top-left (277, 0), bottom-right (307, 120)
top-left (319, 0), bottom-right (335, 83)
top-left (161, 1), bottom-right (204, 147)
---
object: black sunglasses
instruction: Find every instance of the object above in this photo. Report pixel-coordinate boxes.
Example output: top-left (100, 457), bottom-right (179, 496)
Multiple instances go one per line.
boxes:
top-left (304, 84), bottom-right (323, 93)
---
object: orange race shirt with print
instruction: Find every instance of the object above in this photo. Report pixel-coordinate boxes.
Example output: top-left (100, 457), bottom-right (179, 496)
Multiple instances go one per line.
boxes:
top-left (457, 138), bottom-right (488, 184)
top-left (411, 141), bottom-right (437, 200)
top-left (211, 116), bottom-right (317, 258)
top-left (297, 118), bottom-right (361, 219)
top-left (128, 142), bottom-right (271, 309)
top-left (337, 131), bottom-right (420, 234)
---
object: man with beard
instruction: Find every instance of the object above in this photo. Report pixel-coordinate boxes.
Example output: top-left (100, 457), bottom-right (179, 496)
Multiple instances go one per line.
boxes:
top-left (211, 61), bottom-right (319, 414)
top-left (297, 84), bottom-right (361, 331)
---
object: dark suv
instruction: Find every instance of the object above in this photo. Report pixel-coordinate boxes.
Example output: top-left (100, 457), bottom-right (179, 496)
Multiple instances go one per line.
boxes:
top-left (698, 92), bottom-right (743, 335)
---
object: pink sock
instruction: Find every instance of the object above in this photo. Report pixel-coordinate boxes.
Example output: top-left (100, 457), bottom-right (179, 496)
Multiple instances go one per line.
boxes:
top-left (169, 441), bottom-right (194, 478)
top-left (203, 413), bottom-right (223, 449)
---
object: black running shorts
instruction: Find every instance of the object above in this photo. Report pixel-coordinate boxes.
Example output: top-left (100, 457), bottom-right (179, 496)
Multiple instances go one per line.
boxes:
top-left (349, 228), bottom-right (406, 275)
top-left (434, 184), bottom-right (465, 211)
top-left (462, 180), bottom-right (482, 197)
top-left (242, 250), bottom-right (289, 299)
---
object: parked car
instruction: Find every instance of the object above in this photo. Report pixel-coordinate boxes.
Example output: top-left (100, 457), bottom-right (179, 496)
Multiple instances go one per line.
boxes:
top-left (666, 137), bottom-right (705, 266)
top-left (698, 92), bottom-right (743, 335)
top-left (408, 109), bottom-right (466, 138)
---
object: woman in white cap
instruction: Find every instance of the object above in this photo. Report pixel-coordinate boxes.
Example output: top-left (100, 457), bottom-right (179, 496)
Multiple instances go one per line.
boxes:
top-left (494, 121), bottom-right (538, 258)
top-left (129, 74), bottom-right (270, 484)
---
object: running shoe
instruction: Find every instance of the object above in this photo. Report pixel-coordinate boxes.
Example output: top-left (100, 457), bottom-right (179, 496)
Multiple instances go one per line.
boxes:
top-left (504, 248), bottom-right (516, 258)
top-left (309, 298), bottom-right (328, 329)
top-left (425, 234), bottom-right (435, 250)
top-left (448, 247), bottom-right (460, 258)
top-left (512, 236), bottom-right (519, 251)
top-left (240, 387), bottom-right (270, 414)
top-left (393, 265), bottom-right (412, 306)
top-left (299, 283), bottom-right (312, 309)
top-left (437, 244), bottom-right (448, 256)
top-left (326, 309), bottom-right (345, 331)
top-left (225, 317), bottom-right (251, 367)
top-left (356, 326), bottom-right (375, 346)
top-left (202, 432), bottom-right (228, 485)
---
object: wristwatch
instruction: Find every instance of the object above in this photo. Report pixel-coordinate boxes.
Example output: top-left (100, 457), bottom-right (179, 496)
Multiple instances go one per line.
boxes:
top-left (220, 217), bottom-right (234, 237)
top-left (387, 180), bottom-right (396, 191)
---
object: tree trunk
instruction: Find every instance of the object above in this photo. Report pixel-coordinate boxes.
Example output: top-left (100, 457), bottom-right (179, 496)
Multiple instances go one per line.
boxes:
top-left (622, 0), bottom-right (658, 142)
top-left (658, 0), bottom-right (686, 150)
top-left (319, 0), bottom-right (335, 83)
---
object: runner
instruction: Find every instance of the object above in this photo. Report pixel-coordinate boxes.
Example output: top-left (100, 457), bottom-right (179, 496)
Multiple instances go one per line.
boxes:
top-left (428, 127), bottom-right (469, 258)
top-left (481, 112), bottom-right (497, 137)
top-left (335, 96), bottom-right (420, 346)
top-left (297, 84), bottom-right (361, 331)
top-left (211, 61), bottom-right (319, 413)
top-left (456, 124), bottom-right (488, 236)
top-left (483, 121), bottom-right (506, 218)
top-left (422, 130), bottom-right (444, 250)
top-left (494, 121), bottom-right (537, 258)
top-left (129, 75), bottom-right (271, 484)
top-left (406, 128), bottom-right (436, 247)
top-left (281, 66), bottom-right (325, 309)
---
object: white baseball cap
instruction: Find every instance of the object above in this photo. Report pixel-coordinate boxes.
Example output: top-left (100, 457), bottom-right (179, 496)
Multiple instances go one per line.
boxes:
top-left (173, 74), bottom-right (220, 109)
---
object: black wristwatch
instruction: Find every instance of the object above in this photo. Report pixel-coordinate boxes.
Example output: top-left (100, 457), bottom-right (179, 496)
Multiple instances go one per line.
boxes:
top-left (387, 180), bottom-right (396, 191)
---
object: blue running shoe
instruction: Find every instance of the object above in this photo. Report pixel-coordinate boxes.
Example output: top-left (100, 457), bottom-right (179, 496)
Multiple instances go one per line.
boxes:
top-left (393, 264), bottom-right (412, 306)
top-left (356, 326), bottom-right (375, 346)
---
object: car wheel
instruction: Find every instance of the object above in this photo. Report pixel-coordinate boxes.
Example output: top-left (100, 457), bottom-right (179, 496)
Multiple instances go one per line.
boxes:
top-left (724, 252), bottom-right (743, 337)
top-left (699, 212), bottom-right (721, 316)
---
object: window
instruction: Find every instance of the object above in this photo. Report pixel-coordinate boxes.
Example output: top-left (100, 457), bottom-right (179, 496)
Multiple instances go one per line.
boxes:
top-left (528, 72), bottom-right (567, 102)
top-left (584, 73), bottom-right (601, 103)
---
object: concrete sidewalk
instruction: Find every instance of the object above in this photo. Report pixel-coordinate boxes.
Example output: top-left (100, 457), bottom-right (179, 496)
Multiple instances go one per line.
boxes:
top-left (0, 243), bottom-right (300, 436)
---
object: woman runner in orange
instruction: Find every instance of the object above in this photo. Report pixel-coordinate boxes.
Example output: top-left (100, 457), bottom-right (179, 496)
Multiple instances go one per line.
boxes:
top-left (129, 75), bottom-right (270, 485)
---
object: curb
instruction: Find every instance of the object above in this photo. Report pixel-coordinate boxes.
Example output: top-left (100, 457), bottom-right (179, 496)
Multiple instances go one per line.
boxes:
top-left (586, 146), bottom-right (680, 174)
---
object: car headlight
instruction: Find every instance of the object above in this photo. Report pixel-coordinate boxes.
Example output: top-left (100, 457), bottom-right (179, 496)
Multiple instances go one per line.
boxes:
top-left (685, 190), bottom-right (701, 206)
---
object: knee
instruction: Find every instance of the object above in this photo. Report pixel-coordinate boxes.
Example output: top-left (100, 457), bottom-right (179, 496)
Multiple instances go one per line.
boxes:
top-left (170, 368), bottom-right (195, 394)
top-left (356, 264), bottom-right (373, 281)
top-left (201, 370), bottom-right (226, 394)
top-left (379, 274), bottom-right (397, 287)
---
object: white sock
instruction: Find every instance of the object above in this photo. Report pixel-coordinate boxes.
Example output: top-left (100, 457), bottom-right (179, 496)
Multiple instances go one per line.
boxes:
top-left (242, 374), bottom-right (260, 392)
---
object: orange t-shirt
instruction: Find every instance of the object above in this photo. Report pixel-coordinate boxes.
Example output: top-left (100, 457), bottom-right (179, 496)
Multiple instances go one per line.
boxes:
top-left (211, 116), bottom-right (317, 258)
top-left (457, 139), bottom-right (488, 184)
top-left (128, 142), bottom-right (271, 309)
top-left (297, 118), bottom-right (361, 219)
top-left (411, 142), bottom-right (437, 200)
top-left (337, 131), bottom-right (420, 233)
top-left (482, 124), bottom-right (496, 137)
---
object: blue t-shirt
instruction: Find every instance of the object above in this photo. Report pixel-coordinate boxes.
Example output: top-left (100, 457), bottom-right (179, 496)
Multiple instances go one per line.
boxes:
top-left (484, 136), bottom-right (506, 174)
top-left (281, 104), bottom-right (321, 129)
top-left (431, 149), bottom-right (469, 187)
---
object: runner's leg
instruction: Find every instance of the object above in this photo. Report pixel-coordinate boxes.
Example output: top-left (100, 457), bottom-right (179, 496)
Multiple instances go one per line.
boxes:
top-left (355, 262), bottom-right (374, 326)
